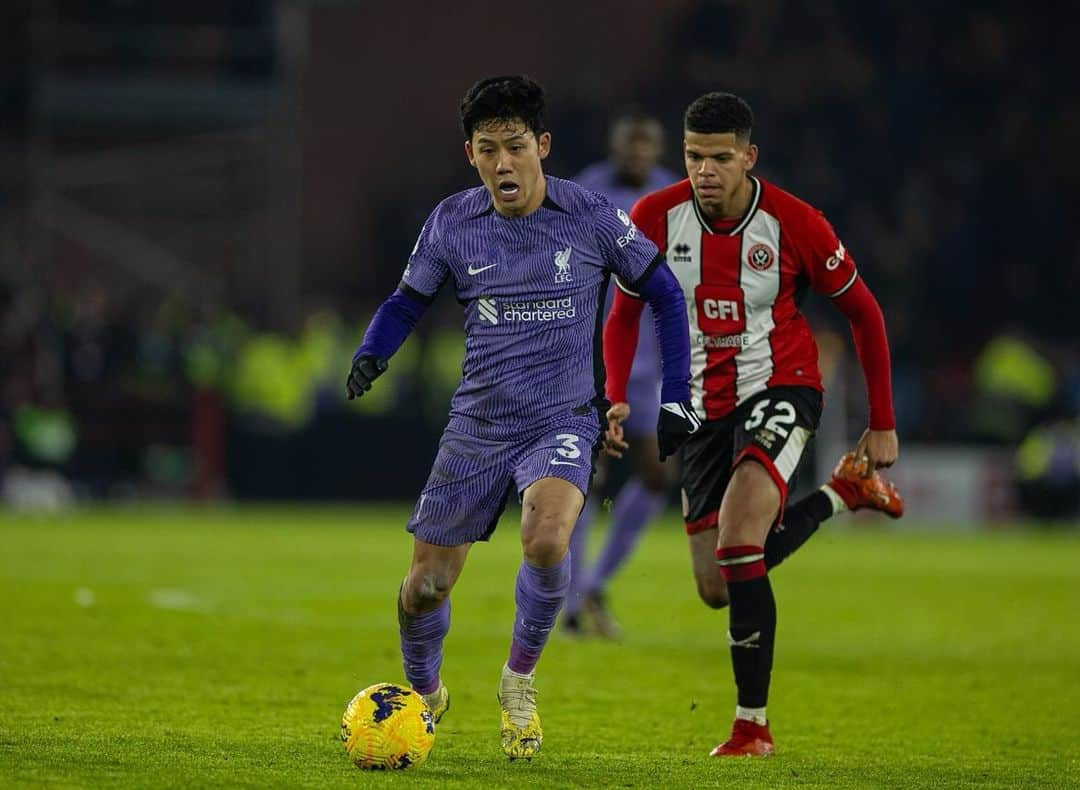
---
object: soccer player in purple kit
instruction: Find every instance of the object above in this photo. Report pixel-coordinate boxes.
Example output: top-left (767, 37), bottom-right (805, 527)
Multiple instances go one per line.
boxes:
top-left (563, 109), bottom-right (680, 638)
top-left (345, 76), bottom-right (699, 760)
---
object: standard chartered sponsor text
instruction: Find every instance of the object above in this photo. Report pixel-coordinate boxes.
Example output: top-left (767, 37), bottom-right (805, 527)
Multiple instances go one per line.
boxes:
top-left (502, 296), bottom-right (576, 322)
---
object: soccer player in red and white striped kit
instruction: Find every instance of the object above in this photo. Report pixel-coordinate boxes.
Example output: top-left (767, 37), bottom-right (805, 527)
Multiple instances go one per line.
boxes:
top-left (603, 92), bottom-right (903, 757)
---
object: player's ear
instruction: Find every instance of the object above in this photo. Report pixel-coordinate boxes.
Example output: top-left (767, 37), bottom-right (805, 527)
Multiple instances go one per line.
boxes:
top-left (465, 140), bottom-right (477, 168)
top-left (537, 131), bottom-right (551, 161)
top-left (743, 143), bottom-right (758, 172)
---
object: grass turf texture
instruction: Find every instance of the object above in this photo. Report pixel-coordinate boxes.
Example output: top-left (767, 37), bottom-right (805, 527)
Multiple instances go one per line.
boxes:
top-left (1, 506), bottom-right (1078, 789)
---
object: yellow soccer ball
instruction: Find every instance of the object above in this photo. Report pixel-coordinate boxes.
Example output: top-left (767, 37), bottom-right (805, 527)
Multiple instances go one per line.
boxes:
top-left (340, 682), bottom-right (436, 770)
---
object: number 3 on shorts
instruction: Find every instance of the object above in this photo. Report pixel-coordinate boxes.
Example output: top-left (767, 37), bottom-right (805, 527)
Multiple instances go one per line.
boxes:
top-left (744, 399), bottom-right (797, 438)
top-left (555, 433), bottom-right (582, 459)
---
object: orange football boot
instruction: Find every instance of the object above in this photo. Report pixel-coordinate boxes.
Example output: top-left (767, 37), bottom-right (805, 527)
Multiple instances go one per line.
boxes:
top-left (827, 452), bottom-right (904, 518)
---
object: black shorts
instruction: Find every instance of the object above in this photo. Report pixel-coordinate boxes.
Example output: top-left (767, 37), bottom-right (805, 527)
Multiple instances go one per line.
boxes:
top-left (680, 386), bottom-right (823, 534)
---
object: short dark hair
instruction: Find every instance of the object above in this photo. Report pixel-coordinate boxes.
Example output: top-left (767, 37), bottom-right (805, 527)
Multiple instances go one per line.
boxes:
top-left (684, 92), bottom-right (754, 140)
top-left (460, 75), bottom-right (546, 140)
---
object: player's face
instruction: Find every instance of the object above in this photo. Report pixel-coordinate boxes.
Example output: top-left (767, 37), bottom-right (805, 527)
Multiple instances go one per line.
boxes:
top-left (683, 131), bottom-right (758, 219)
top-left (466, 119), bottom-right (551, 218)
top-left (611, 119), bottom-right (664, 188)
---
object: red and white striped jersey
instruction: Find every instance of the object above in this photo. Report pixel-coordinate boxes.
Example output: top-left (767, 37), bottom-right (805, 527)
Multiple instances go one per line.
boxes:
top-left (623, 176), bottom-right (858, 421)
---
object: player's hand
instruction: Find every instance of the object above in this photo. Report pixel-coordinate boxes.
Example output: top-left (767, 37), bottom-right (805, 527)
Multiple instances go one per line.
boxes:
top-left (657, 401), bottom-right (701, 462)
top-left (603, 402), bottom-right (631, 458)
top-left (346, 354), bottom-right (388, 400)
top-left (852, 428), bottom-right (899, 475)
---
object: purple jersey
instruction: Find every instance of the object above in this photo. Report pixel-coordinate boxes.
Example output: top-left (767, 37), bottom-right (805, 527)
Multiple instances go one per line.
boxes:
top-left (574, 162), bottom-right (678, 435)
top-left (401, 176), bottom-right (661, 440)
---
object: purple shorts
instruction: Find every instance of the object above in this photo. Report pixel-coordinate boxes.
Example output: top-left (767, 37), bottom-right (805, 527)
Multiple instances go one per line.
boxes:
top-left (406, 414), bottom-right (602, 546)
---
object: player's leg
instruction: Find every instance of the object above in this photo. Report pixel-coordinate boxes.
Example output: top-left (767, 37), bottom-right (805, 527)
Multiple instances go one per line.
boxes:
top-left (498, 420), bottom-right (595, 759)
top-left (680, 417), bottom-right (736, 609)
top-left (762, 490), bottom-right (835, 570)
top-left (581, 432), bottom-right (672, 638)
top-left (764, 452), bottom-right (905, 569)
top-left (712, 459), bottom-right (781, 757)
top-left (711, 388), bottom-right (821, 758)
top-left (688, 526), bottom-right (731, 608)
top-left (399, 424), bottom-right (516, 723)
top-left (687, 462), bottom-right (906, 610)
top-left (514, 475), bottom-right (585, 669)
top-left (561, 465), bottom-right (601, 634)
top-left (497, 475), bottom-right (583, 759)
top-left (398, 538), bottom-right (470, 720)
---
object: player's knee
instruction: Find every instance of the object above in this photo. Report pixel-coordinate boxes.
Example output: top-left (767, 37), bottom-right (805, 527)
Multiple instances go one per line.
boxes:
top-left (696, 579), bottom-right (729, 609)
top-left (521, 516), bottom-right (571, 567)
top-left (522, 533), bottom-right (569, 567)
top-left (717, 520), bottom-right (756, 548)
top-left (403, 570), bottom-right (452, 613)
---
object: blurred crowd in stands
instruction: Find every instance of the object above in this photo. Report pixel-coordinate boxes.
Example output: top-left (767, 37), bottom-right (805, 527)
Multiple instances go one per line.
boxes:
top-left (1, 1), bottom-right (1078, 514)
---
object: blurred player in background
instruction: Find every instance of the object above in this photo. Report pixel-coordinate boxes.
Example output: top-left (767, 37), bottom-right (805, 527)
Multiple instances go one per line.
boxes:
top-left (562, 109), bottom-right (680, 639)
top-left (604, 92), bottom-right (903, 757)
top-left (345, 76), bottom-right (698, 760)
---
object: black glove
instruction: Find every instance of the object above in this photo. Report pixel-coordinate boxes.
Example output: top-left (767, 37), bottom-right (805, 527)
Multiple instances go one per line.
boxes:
top-left (657, 401), bottom-right (701, 461)
top-left (346, 354), bottom-right (388, 400)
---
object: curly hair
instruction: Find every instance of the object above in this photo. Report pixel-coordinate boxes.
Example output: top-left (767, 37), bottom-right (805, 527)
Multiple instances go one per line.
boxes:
top-left (684, 92), bottom-right (754, 140)
top-left (460, 75), bottom-right (546, 140)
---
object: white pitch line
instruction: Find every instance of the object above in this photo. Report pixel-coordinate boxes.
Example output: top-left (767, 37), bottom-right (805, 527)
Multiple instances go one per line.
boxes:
top-left (148, 588), bottom-right (205, 612)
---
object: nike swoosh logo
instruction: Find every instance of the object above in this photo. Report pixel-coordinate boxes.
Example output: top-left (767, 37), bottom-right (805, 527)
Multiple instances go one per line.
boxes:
top-left (549, 459), bottom-right (579, 467)
top-left (467, 263), bottom-right (499, 275)
top-left (728, 630), bottom-right (761, 648)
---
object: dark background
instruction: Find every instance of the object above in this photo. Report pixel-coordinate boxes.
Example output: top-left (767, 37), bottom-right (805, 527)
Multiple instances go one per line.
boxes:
top-left (1, 1), bottom-right (1077, 504)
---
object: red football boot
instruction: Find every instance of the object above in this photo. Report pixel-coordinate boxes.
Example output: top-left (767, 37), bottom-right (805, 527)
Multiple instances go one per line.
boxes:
top-left (827, 452), bottom-right (905, 519)
top-left (710, 718), bottom-right (775, 758)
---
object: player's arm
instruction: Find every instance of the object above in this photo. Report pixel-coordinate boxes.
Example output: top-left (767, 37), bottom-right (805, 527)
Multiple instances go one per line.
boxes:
top-left (633, 260), bottom-right (699, 461)
top-left (806, 213), bottom-right (898, 471)
top-left (601, 282), bottom-right (646, 456)
top-left (831, 277), bottom-right (898, 470)
top-left (347, 209), bottom-right (448, 399)
top-left (598, 193), bottom-right (695, 460)
top-left (346, 286), bottom-right (431, 399)
top-left (605, 256), bottom-right (696, 461)
top-left (604, 188), bottom-right (671, 406)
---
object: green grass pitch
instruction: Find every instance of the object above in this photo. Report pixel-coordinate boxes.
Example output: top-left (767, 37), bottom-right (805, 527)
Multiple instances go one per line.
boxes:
top-left (1, 506), bottom-right (1078, 788)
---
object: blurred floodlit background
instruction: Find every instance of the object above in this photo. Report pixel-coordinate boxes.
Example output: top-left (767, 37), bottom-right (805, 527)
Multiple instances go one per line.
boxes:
top-left (1, 1), bottom-right (1078, 524)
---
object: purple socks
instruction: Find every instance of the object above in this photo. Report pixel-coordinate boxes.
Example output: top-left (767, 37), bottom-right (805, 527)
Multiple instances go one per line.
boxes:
top-left (398, 594), bottom-right (450, 694)
top-left (508, 555), bottom-right (571, 674)
top-left (565, 498), bottom-right (597, 617)
top-left (566, 479), bottom-right (666, 617)
top-left (589, 479), bottom-right (665, 589)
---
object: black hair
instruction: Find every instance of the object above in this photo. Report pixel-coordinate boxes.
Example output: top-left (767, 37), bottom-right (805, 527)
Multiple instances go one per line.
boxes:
top-left (684, 92), bottom-right (754, 140)
top-left (459, 75), bottom-right (546, 140)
